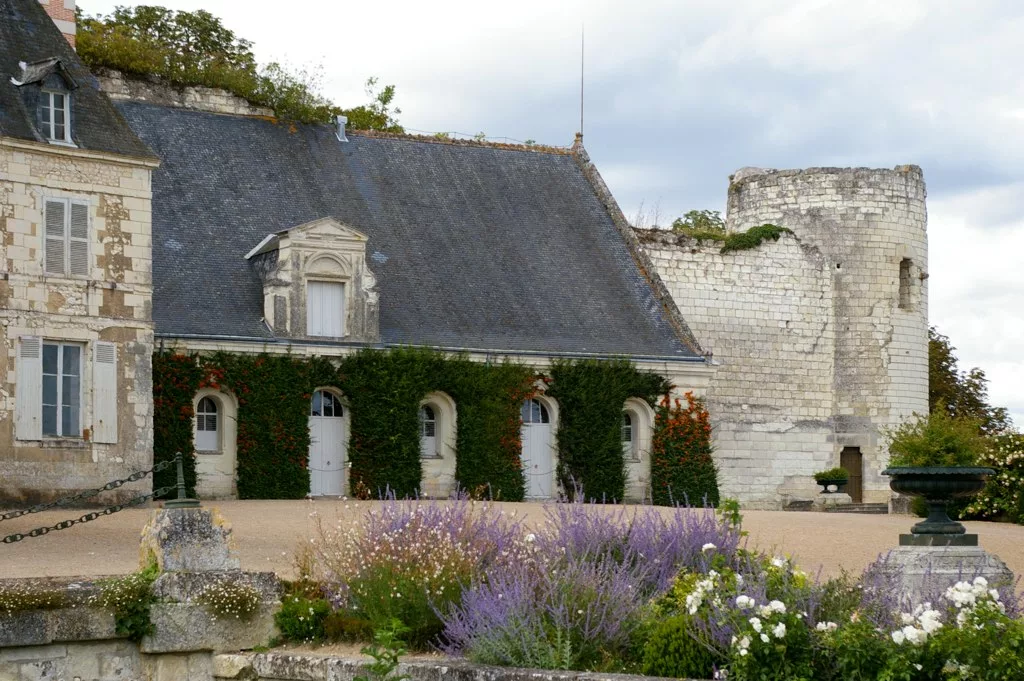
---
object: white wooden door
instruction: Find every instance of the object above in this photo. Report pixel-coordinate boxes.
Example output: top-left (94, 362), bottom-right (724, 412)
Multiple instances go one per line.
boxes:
top-left (308, 390), bottom-right (346, 496)
top-left (520, 399), bottom-right (553, 498)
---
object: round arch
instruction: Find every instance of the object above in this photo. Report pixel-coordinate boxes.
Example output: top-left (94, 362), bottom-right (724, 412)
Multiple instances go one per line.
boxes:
top-left (308, 387), bottom-right (350, 497)
top-left (192, 387), bottom-right (239, 500)
top-left (520, 392), bottom-right (559, 499)
top-left (419, 391), bottom-right (457, 498)
top-left (623, 397), bottom-right (656, 503)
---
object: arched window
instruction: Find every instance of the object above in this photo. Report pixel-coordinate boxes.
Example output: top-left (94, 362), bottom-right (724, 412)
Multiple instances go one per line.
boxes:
top-left (521, 398), bottom-right (550, 424)
top-left (310, 389), bottom-right (344, 418)
top-left (420, 405), bottom-right (436, 438)
top-left (622, 412), bottom-right (635, 456)
top-left (195, 396), bottom-right (219, 452)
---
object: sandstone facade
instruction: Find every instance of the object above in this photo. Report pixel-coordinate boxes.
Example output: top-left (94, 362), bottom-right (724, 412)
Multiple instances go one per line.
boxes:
top-left (0, 141), bottom-right (156, 504)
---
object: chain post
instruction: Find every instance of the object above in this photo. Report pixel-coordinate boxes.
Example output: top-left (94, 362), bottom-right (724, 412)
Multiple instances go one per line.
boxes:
top-left (164, 451), bottom-right (201, 509)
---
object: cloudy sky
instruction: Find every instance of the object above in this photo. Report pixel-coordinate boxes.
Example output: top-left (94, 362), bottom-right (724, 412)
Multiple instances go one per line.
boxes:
top-left (85, 0), bottom-right (1024, 425)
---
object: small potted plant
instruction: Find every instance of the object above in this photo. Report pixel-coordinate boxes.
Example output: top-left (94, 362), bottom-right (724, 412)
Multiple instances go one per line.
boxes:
top-left (812, 467), bottom-right (849, 494)
top-left (882, 408), bottom-right (994, 536)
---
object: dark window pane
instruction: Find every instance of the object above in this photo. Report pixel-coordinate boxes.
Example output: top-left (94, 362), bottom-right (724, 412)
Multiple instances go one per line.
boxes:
top-left (62, 345), bottom-right (80, 376)
top-left (62, 372), bottom-right (79, 408)
top-left (311, 390), bottom-right (322, 416)
top-left (54, 105), bottom-right (65, 126)
top-left (539, 402), bottom-right (549, 424)
top-left (43, 375), bottom-right (57, 406)
top-left (43, 344), bottom-right (58, 375)
top-left (54, 123), bottom-right (65, 141)
top-left (42, 405), bottom-right (57, 436)
top-left (520, 400), bottom-right (530, 422)
top-left (62, 403), bottom-right (79, 436)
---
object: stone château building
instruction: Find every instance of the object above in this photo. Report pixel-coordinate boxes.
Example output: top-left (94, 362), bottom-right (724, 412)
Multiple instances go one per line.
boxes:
top-left (1, 0), bottom-right (928, 508)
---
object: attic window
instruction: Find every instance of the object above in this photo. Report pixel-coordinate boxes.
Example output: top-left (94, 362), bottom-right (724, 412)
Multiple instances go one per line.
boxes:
top-left (41, 89), bottom-right (71, 143)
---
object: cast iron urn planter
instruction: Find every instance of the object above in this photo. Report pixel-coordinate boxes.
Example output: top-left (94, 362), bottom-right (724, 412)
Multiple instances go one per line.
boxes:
top-left (882, 466), bottom-right (994, 543)
top-left (817, 479), bottom-right (847, 494)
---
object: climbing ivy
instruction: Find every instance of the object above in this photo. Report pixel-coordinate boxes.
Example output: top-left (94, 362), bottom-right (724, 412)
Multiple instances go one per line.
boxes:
top-left (152, 352), bottom-right (201, 497)
top-left (547, 359), bottom-right (668, 501)
top-left (150, 349), bottom-right (538, 501)
top-left (651, 392), bottom-right (719, 506)
top-left (672, 218), bottom-right (793, 254)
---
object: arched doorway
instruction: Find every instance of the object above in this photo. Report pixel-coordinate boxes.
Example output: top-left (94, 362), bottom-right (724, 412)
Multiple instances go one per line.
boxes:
top-left (308, 388), bottom-right (347, 496)
top-left (521, 398), bottom-right (554, 499)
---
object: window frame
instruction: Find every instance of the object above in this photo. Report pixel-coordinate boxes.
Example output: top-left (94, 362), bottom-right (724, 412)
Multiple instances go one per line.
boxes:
top-left (40, 89), bottom-right (73, 144)
top-left (41, 341), bottom-right (83, 438)
top-left (195, 396), bottom-right (221, 453)
top-left (43, 197), bottom-right (90, 278)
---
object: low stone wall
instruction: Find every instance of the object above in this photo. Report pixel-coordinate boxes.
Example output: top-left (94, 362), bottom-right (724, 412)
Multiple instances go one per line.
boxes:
top-left (213, 653), bottom-right (696, 681)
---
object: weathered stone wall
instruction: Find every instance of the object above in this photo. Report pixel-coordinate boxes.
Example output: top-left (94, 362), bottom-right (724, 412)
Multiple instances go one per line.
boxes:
top-left (0, 141), bottom-right (156, 505)
top-left (637, 229), bottom-right (835, 506)
top-left (97, 69), bottom-right (275, 118)
top-left (637, 166), bottom-right (929, 508)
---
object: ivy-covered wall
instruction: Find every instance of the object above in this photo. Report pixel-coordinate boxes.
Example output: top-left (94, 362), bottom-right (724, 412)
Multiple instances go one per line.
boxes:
top-left (152, 349), bottom-right (716, 505)
top-left (547, 359), bottom-right (668, 501)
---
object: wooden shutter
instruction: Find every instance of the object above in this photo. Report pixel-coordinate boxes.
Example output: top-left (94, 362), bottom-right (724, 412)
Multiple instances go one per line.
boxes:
top-left (69, 202), bottom-right (89, 276)
top-left (307, 282), bottom-right (322, 336)
top-left (92, 341), bottom-right (118, 443)
top-left (15, 336), bottom-right (43, 440)
top-left (44, 199), bottom-right (66, 275)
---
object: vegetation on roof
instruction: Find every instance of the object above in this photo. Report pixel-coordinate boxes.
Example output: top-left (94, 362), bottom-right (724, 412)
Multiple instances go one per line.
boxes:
top-left (669, 209), bottom-right (792, 253)
top-left (76, 6), bottom-right (402, 129)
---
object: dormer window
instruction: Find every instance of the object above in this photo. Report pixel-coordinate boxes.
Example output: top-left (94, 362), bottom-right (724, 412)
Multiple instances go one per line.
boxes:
top-left (41, 89), bottom-right (71, 143)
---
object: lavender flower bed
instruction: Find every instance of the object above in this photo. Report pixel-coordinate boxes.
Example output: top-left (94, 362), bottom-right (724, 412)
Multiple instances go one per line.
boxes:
top-left (286, 496), bottom-right (1024, 681)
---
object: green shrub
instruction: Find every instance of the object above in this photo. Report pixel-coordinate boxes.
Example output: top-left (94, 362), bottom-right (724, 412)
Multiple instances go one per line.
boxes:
top-left (275, 595), bottom-right (330, 642)
top-left (719, 224), bottom-right (793, 254)
top-left (641, 614), bottom-right (722, 679)
top-left (813, 467), bottom-right (849, 483)
top-left (547, 359), bottom-right (666, 501)
top-left (885, 408), bottom-right (990, 467)
top-left (651, 392), bottom-right (719, 506)
top-left (93, 561), bottom-right (159, 642)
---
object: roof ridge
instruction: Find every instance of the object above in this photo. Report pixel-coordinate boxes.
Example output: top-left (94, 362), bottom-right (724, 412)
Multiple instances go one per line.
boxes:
top-left (348, 129), bottom-right (573, 155)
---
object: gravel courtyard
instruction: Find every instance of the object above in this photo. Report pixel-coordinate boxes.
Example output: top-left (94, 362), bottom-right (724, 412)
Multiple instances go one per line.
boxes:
top-left (2, 500), bottom-right (1023, 582)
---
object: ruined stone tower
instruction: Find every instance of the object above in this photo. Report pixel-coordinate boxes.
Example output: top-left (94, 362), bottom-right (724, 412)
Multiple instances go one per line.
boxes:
top-left (638, 166), bottom-right (929, 508)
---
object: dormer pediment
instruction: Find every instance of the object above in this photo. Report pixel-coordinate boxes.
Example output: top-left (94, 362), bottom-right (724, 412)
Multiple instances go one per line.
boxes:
top-left (10, 58), bottom-right (78, 89)
top-left (244, 217), bottom-right (367, 260)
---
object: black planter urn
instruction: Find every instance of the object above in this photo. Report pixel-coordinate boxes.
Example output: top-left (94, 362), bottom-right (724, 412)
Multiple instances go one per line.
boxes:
top-left (882, 466), bottom-right (994, 545)
top-left (816, 479), bottom-right (847, 494)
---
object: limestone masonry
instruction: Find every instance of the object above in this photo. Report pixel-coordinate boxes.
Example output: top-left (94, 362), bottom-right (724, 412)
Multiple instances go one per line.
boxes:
top-left (637, 166), bottom-right (929, 508)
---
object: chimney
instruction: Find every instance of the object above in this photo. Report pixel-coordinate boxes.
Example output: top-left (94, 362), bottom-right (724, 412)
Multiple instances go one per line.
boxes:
top-left (40, 0), bottom-right (77, 48)
top-left (335, 115), bottom-right (348, 142)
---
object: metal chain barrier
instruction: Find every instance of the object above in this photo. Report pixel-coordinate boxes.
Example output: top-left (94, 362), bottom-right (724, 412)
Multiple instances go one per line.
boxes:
top-left (0, 454), bottom-right (181, 522)
top-left (1, 485), bottom-right (178, 545)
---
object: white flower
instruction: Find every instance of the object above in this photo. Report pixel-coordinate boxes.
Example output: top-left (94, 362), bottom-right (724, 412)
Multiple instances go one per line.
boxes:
top-left (891, 630), bottom-right (906, 645)
top-left (815, 621), bottom-right (838, 632)
top-left (973, 576), bottom-right (988, 588)
top-left (768, 600), bottom-right (787, 614)
top-left (738, 636), bottom-right (750, 650)
top-left (739, 649), bottom-right (748, 657)
top-left (771, 557), bottom-right (786, 568)
top-left (901, 613), bottom-right (916, 625)
top-left (760, 633), bottom-right (770, 643)
top-left (749, 617), bottom-right (763, 633)
top-left (525, 533), bottom-right (536, 543)
top-left (772, 622), bottom-right (787, 639)
top-left (759, 605), bottom-right (773, 618)
top-left (702, 543), bottom-right (717, 552)
top-left (735, 595), bottom-right (755, 610)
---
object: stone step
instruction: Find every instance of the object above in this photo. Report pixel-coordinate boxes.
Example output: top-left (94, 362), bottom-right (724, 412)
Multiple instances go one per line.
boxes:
top-left (824, 503), bottom-right (889, 514)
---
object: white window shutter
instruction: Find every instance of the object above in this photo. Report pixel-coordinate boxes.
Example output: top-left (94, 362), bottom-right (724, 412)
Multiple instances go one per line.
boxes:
top-left (44, 199), bottom-right (66, 275)
top-left (92, 341), bottom-right (118, 443)
top-left (15, 337), bottom-right (43, 440)
top-left (69, 202), bottom-right (89, 276)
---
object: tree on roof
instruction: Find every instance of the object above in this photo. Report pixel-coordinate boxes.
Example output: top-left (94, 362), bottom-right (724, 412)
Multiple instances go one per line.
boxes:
top-left (76, 5), bottom-right (402, 130)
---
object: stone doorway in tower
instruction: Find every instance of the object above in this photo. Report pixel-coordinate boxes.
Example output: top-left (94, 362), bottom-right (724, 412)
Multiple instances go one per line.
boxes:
top-left (840, 447), bottom-right (863, 503)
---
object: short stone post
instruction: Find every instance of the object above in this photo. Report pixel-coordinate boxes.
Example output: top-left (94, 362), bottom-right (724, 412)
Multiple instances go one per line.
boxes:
top-left (138, 471), bottom-right (279, 681)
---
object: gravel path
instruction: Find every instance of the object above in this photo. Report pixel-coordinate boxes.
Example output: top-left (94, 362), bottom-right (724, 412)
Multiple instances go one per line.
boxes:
top-left (2, 500), bottom-right (1022, 583)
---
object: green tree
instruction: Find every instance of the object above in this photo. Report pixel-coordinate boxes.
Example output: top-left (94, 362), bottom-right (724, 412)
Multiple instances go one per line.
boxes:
top-left (671, 209), bottom-right (726, 235)
top-left (929, 326), bottom-right (1010, 435)
top-left (77, 6), bottom-right (402, 129)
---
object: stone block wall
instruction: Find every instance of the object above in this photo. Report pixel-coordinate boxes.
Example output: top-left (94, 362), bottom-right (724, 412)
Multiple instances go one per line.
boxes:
top-left (97, 69), bottom-right (276, 118)
top-left (0, 143), bottom-right (156, 505)
top-left (637, 166), bottom-right (929, 508)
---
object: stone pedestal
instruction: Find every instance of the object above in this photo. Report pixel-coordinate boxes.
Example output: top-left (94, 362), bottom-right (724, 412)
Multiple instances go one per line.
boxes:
top-left (875, 546), bottom-right (1015, 605)
top-left (812, 492), bottom-right (852, 508)
top-left (138, 508), bottom-right (280, 680)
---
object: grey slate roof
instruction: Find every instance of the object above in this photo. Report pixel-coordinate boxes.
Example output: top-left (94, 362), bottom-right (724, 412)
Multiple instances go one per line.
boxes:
top-left (117, 101), bottom-right (700, 359)
top-left (0, 0), bottom-right (155, 159)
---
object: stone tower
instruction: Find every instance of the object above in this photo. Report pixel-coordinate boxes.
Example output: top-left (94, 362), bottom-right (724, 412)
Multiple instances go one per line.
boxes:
top-left (637, 166), bottom-right (929, 508)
